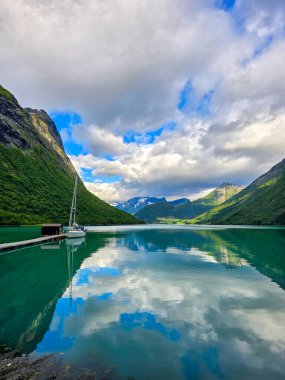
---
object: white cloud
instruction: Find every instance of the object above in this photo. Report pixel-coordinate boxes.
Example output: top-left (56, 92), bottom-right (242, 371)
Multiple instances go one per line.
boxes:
top-left (73, 124), bottom-right (126, 155)
top-left (1, 0), bottom-right (285, 201)
top-left (71, 105), bottom-right (285, 201)
top-left (85, 181), bottom-right (135, 202)
top-left (0, 0), bottom-right (259, 130)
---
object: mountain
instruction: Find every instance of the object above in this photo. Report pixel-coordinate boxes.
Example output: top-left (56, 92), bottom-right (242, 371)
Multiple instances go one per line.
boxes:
top-left (191, 182), bottom-right (243, 210)
top-left (135, 183), bottom-right (242, 223)
top-left (0, 84), bottom-right (141, 225)
top-left (134, 200), bottom-right (176, 223)
top-left (191, 160), bottom-right (285, 225)
top-left (169, 198), bottom-right (189, 205)
top-left (113, 196), bottom-right (166, 214)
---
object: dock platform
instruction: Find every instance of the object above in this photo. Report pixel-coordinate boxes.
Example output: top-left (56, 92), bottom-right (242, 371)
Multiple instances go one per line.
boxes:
top-left (0, 234), bottom-right (67, 253)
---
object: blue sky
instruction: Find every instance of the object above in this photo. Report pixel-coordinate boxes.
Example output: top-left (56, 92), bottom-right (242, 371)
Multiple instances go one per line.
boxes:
top-left (215, 0), bottom-right (235, 12)
top-left (123, 121), bottom-right (177, 145)
top-left (50, 112), bottom-right (84, 155)
top-left (1, 0), bottom-right (285, 201)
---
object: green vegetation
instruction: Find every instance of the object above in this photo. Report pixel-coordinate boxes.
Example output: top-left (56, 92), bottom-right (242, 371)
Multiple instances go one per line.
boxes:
top-left (190, 160), bottom-right (285, 225)
top-left (0, 145), bottom-right (141, 225)
top-left (0, 85), bottom-right (142, 225)
top-left (157, 218), bottom-right (185, 224)
top-left (195, 183), bottom-right (243, 206)
top-left (135, 183), bottom-right (242, 223)
top-left (0, 85), bottom-right (16, 103)
top-left (135, 201), bottom-right (184, 223)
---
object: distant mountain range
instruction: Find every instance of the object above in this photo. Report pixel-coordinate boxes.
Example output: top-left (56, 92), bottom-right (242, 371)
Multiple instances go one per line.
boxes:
top-left (112, 196), bottom-right (167, 215)
top-left (112, 196), bottom-right (192, 215)
top-left (112, 160), bottom-right (285, 225)
top-left (116, 183), bottom-right (243, 223)
top-left (0, 85), bottom-right (141, 225)
top-left (169, 198), bottom-right (189, 205)
top-left (191, 159), bottom-right (285, 225)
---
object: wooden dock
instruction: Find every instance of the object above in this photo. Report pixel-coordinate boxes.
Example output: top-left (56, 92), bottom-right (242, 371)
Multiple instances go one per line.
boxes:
top-left (0, 234), bottom-right (67, 253)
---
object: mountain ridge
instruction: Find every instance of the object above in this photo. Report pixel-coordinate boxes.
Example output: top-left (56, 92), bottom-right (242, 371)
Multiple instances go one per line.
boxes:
top-left (0, 84), bottom-right (141, 225)
top-left (113, 196), bottom-right (167, 215)
top-left (169, 198), bottom-right (190, 205)
top-left (134, 183), bottom-right (243, 223)
top-left (191, 159), bottom-right (285, 225)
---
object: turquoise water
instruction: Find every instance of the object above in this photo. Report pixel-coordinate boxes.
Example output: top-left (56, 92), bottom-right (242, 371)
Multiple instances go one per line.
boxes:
top-left (0, 225), bottom-right (285, 379)
top-left (0, 226), bottom-right (41, 243)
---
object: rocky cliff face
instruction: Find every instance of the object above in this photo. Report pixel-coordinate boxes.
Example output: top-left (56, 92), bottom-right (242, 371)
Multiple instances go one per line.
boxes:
top-left (26, 108), bottom-right (64, 150)
top-left (26, 107), bottom-right (75, 172)
top-left (0, 85), bottom-right (74, 172)
top-left (0, 89), bottom-right (31, 149)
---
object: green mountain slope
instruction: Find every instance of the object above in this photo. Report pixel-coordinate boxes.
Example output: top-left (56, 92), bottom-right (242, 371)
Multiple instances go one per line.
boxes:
top-left (0, 84), bottom-right (141, 225)
top-left (194, 183), bottom-right (243, 207)
top-left (135, 183), bottom-right (242, 223)
top-left (135, 201), bottom-right (181, 223)
top-left (191, 159), bottom-right (285, 225)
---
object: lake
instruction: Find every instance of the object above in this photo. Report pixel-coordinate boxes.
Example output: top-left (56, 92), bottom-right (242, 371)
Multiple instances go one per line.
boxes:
top-left (0, 225), bottom-right (285, 379)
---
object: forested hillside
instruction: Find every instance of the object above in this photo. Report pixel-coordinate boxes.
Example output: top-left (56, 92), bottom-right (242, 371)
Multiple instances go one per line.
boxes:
top-left (0, 85), bottom-right (141, 225)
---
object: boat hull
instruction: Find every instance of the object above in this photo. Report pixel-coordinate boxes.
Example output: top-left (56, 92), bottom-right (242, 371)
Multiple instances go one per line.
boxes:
top-left (63, 226), bottom-right (73, 232)
top-left (66, 230), bottom-right (86, 239)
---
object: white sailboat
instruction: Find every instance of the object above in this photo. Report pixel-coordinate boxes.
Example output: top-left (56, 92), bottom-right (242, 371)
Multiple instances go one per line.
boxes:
top-left (66, 175), bottom-right (87, 239)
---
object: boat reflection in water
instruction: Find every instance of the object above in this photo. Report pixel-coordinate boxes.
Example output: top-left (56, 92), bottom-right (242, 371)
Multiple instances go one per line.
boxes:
top-left (66, 237), bottom-right (86, 305)
top-left (0, 231), bottom-right (107, 353)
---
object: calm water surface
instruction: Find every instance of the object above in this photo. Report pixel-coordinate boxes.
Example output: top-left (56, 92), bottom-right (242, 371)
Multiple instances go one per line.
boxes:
top-left (0, 225), bottom-right (285, 379)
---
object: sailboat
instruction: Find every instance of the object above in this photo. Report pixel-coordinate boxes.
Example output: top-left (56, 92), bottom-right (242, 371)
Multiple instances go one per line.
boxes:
top-left (66, 175), bottom-right (87, 239)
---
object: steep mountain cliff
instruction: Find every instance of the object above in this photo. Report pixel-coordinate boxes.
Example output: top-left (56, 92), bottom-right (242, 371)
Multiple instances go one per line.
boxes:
top-left (191, 160), bottom-right (285, 225)
top-left (0, 85), bottom-right (141, 225)
top-left (135, 183), bottom-right (242, 223)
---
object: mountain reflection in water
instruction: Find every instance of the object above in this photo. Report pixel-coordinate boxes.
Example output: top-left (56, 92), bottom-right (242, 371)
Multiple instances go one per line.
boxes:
top-left (0, 226), bottom-right (284, 380)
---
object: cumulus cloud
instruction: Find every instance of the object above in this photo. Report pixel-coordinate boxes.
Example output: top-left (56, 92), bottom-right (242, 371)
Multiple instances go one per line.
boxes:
top-left (0, 0), bottom-right (261, 130)
top-left (1, 0), bottom-right (285, 201)
top-left (85, 181), bottom-right (135, 203)
top-left (72, 124), bottom-right (126, 156)
top-left (71, 106), bottom-right (285, 201)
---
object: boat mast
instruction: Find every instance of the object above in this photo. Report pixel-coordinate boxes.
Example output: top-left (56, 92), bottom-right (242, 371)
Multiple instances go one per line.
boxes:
top-left (69, 175), bottom-right (78, 226)
top-left (73, 175), bottom-right (78, 225)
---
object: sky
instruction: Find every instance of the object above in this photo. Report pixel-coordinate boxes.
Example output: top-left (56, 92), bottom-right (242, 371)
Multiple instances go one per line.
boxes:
top-left (1, 0), bottom-right (285, 202)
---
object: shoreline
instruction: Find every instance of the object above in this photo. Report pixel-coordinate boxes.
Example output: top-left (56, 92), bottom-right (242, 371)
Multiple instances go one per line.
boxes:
top-left (0, 346), bottom-right (110, 380)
